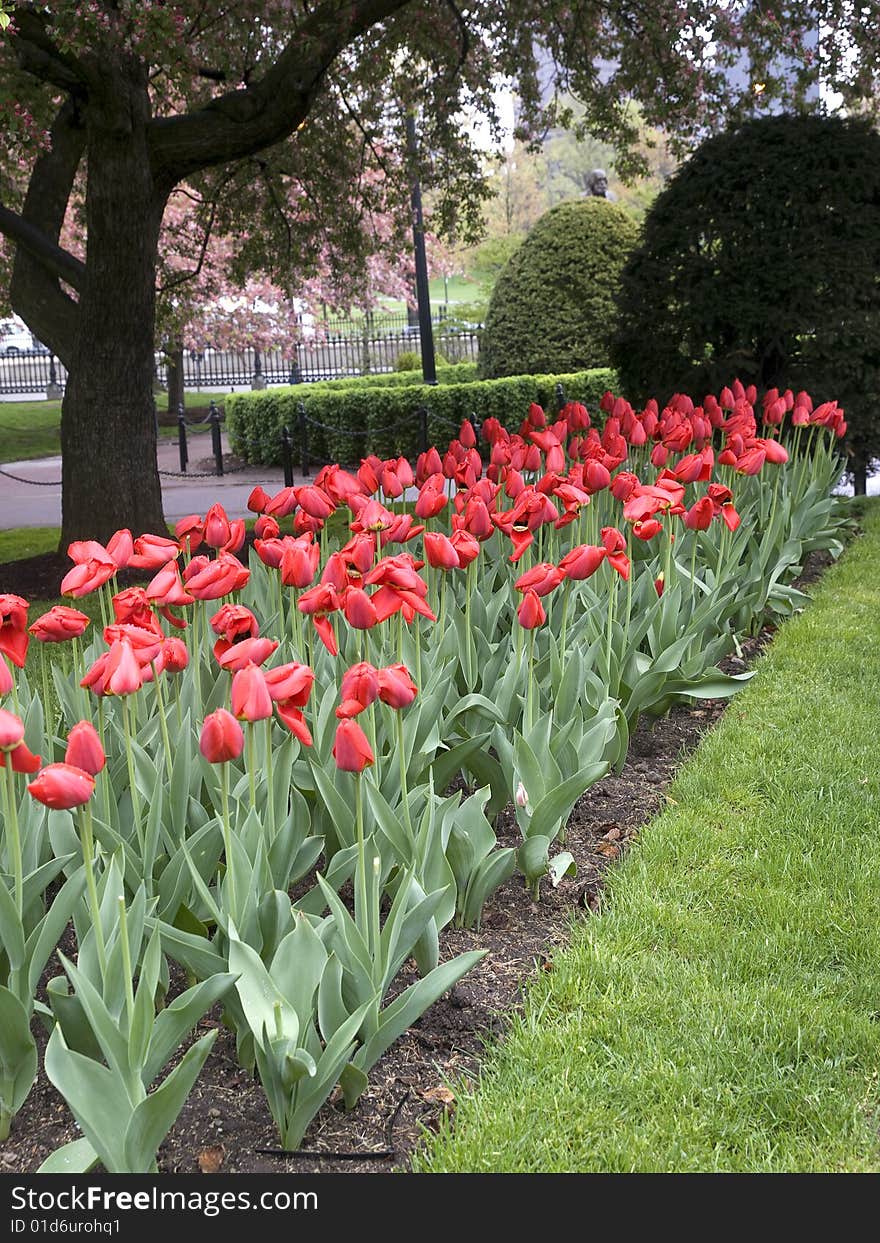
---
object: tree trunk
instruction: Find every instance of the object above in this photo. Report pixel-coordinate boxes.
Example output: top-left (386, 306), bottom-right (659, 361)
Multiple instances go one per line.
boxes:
top-left (852, 460), bottom-right (868, 497)
top-left (166, 343), bottom-right (185, 417)
top-left (59, 71), bottom-right (166, 546)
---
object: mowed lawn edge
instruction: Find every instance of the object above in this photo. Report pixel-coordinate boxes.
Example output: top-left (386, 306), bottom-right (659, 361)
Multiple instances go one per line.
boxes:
top-left (416, 499), bottom-right (880, 1173)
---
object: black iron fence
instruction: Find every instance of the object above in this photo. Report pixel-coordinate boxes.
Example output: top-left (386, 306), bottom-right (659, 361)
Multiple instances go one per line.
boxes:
top-left (0, 315), bottom-right (482, 397)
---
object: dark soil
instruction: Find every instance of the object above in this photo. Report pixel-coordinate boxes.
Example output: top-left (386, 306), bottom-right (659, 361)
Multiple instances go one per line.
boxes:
top-left (0, 551), bottom-right (832, 1176)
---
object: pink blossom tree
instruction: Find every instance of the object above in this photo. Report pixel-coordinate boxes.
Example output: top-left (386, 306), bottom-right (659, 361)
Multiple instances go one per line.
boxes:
top-left (0, 2), bottom-right (875, 542)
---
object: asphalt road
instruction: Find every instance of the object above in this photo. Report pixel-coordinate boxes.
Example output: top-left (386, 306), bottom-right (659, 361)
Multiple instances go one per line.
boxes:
top-left (0, 433), bottom-right (291, 530)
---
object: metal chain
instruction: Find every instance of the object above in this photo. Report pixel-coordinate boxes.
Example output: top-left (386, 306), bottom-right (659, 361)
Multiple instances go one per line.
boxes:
top-left (0, 466), bottom-right (61, 485)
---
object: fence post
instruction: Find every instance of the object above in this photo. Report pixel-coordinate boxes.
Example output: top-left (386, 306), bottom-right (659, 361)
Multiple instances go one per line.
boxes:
top-left (46, 355), bottom-right (63, 401)
top-left (177, 404), bottom-right (188, 473)
top-left (555, 381), bottom-right (567, 413)
top-left (418, 405), bottom-right (429, 456)
top-left (281, 425), bottom-right (294, 488)
top-left (209, 400), bottom-right (223, 476)
top-left (298, 400), bottom-right (309, 477)
top-left (252, 347), bottom-right (267, 390)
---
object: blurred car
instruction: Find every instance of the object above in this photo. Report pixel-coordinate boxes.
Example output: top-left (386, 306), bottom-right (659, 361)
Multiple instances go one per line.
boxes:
top-left (0, 318), bottom-right (50, 356)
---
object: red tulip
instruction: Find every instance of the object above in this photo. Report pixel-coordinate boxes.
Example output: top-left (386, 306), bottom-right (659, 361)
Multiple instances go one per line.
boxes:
top-left (217, 636), bottom-right (279, 672)
top-left (377, 664), bottom-right (418, 709)
top-left (231, 663), bottom-right (273, 722)
top-left (332, 719), bottom-right (374, 772)
top-left (254, 514), bottom-right (280, 540)
top-left (0, 658), bottom-right (12, 697)
top-left (103, 638), bottom-right (144, 696)
top-left (65, 721), bottom-right (106, 776)
top-left (29, 605), bottom-right (90, 644)
top-left (185, 552), bottom-right (250, 600)
top-left (146, 561), bottom-right (195, 609)
top-left (632, 518), bottom-right (663, 541)
top-left (158, 636), bottom-right (189, 674)
top-left (275, 702), bottom-right (313, 746)
top-left (264, 662), bottom-right (314, 707)
top-left (203, 503), bottom-right (232, 550)
top-left (296, 484), bottom-right (335, 520)
top-left (342, 587), bottom-right (379, 630)
top-left (127, 534), bottom-right (181, 571)
top-left (175, 514), bottom-right (204, 553)
top-left (247, 485), bottom-right (271, 513)
top-left (336, 662), bottom-right (379, 718)
top-left (199, 708), bottom-right (244, 763)
top-left (683, 497), bottom-right (714, 531)
top-left (211, 604), bottom-right (259, 644)
top-left (514, 562), bottom-right (564, 597)
top-left (0, 707), bottom-right (25, 749)
top-left (60, 558), bottom-right (116, 600)
top-left (106, 528), bottom-right (134, 568)
top-left (281, 538), bottom-right (320, 589)
top-left (654, 572), bottom-right (665, 597)
top-left (424, 532), bottom-right (460, 570)
top-left (28, 763), bottom-right (95, 810)
top-left (111, 587), bottom-right (155, 628)
top-left (517, 590), bottom-right (546, 629)
top-left (0, 740), bottom-right (41, 773)
top-left (449, 529), bottom-right (480, 568)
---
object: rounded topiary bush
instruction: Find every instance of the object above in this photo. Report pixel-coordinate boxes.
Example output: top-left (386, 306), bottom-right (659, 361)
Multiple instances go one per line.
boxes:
top-left (612, 114), bottom-right (880, 488)
top-left (478, 198), bottom-right (639, 378)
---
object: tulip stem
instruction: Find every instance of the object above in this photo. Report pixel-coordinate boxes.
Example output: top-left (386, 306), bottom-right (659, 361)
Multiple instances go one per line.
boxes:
top-left (40, 645), bottom-right (53, 739)
top-left (265, 715), bottom-right (275, 830)
top-left (559, 578), bottom-right (572, 656)
top-left (605, 575), bottom-right (617, 688)
top-left (690, 535), bottom-right (698, 604)
top-left (623, 533), bottom-right (634, 654)
top-left (526, 628), bottom-right (536, 735)
top-left (247, 723), bottom-right (257, 810)
top-left (355, 774), bottom-right (368, 942)
top-left (150, 662), bottom-right (174, 781)
top-left (79, 802), bottom-right (106, 977)
top-left (396, 710), bottom-right (413, 840)
top-left (220, 761), bottom-right (236, 924)
top-left (3, 758), bottom-right (23, 918)
top-left (122, 697), bottom-right (144, 854)
top-left (117, 896), bottom-right (136, 1029)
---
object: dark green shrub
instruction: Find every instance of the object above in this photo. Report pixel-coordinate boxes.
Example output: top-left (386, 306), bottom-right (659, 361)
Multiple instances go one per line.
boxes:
top-left (612, 114), bottom-right (880, 488)
top-left (395, 351), bottom-right (421, 371)
top-left (478, 199), bottom-right (639, 379)
top-left (227, 367), bottom-right (618, 466)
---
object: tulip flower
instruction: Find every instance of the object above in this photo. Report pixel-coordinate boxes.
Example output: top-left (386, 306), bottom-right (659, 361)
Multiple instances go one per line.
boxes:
top-left (203, 503), bottom-right (232, 550)
top-left (281, 538), bottom-right (320, 589)
top-left (517, 589), bottom-right (546, 629)
top-left (127, 534), bottom-right (181, 571)
top-left (515, 781), bottom-right (529, 809)
top-left (264, 662), bottom-right (314, 706)
top-left (336, 662), bottom-right (380, 719)
top-left (0, 707), bottom-right (25, 750)
top-left (632, 518), bottom-right (663, 541)
top-left (61, 558), bottom-right (119, 601)
top-left (424, 532), bottom-right (460, 571)
top-left (199, 709), bottom-right (245, 763)
top-left (297, 582), bottom-right (340, 655)
top-left (247, 485), bottom-right (271, 513)
top-left (29, 605), bottom-right (90, 644)
top-left (65, 721), bottom-right (106, 776)
top-left (231, 663), bottom-right (273, 722)
top-left (111, 587), bottom-right (155, 628)
top-left (28, 763), bottom-right (95, 810)
top-left (0, 657), bottom-right (12, 697)
top-left (275, 702), bottom-right (313, 746)
top-left (175, 514), bottom-right (204, 553)
top-left (514, 563), bottom-right (564, 597)
top-left (0, 740), bottom-right (41, 774)
top-left (332, 719), bottom-right (374, 772)
top-left (106, 528), bottom-right (134, 568)
top-left (683, 497), bottom-right (714, 531)
top-left (185, 551), bottom-right (250, 600)
top-left (254, 514), bottom-right (280, 540)
top-left (342, 587), bottom-right (379, 630)
top-left (377, 664), bottom-right (418, 709)
top-left (158, 636), bottom-right (189, 674)
top-left (654, 572), bottom-right (665, 597)
top-left (211, 603), bottom-right (259, 644)
top-left (449, 529), bottom-right (480, 568)
top-left (217, 636), bottom-right (279, 672)
top-left (600, 528), bottom-right (631, 580)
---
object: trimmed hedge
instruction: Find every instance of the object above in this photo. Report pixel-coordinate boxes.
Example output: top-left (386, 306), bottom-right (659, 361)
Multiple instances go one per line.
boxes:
top-left (479, 199), bottom-right (639, 379)
top-left (227, 367), bottom-right (618, 466)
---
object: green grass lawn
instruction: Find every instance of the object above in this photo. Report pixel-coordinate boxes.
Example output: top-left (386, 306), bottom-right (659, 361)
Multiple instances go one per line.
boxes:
top-left (416, 500), bottom-right (880, 1173)
top-left (0, 392), bottom-right (219, 463)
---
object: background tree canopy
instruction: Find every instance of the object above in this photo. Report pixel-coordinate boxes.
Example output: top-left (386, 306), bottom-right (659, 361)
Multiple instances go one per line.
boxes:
top-left (611, 114), bottom-right (880, 486)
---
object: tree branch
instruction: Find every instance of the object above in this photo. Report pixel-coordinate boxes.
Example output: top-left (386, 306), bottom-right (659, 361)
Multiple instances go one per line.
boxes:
top-left (6, 99), bottom-right (85, 366)
top-left (9, 5), bottom-right (90, 95)
top-left (148, 0), bottom-right (414, 184)
top-left (0, 204), bottom-right (85, 291)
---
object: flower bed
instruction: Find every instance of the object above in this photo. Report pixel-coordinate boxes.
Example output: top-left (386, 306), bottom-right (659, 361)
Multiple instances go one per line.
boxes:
top-left (0, 381), bottom-right (847, 1171)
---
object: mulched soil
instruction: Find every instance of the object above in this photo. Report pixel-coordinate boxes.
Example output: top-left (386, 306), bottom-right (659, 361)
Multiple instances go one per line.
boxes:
top-left (0, 551), bottom-right (831, 1176)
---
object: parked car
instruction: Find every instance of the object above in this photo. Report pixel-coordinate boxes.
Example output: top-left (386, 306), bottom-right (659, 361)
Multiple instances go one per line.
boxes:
top-left (0, 318), bottom-right (50, 356)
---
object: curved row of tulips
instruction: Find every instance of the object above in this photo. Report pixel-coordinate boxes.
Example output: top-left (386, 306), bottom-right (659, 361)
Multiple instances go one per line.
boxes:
top-left (0, 379), bottom-right (847, 1170)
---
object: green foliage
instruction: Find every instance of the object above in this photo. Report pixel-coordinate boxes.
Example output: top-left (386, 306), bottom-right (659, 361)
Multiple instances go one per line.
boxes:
top-left (612, 114), bottom-right (880, 478)
top-left (478, 199), bottom-right (639, 379)
top-left (227, 367), bottom-right (618, 466)
top-left (395, 350), bottom-right (422, 371)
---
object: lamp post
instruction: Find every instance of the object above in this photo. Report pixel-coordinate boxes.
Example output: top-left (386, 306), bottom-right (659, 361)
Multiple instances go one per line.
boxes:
top-left (405, 112), bottom-right (437, 386)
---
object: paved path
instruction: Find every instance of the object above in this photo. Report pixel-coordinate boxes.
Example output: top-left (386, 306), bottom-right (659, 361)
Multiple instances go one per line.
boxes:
top-left (0, 434), bottom-right (303, 530)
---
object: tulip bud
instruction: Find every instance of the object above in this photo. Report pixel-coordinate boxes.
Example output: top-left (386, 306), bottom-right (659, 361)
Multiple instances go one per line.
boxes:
top-left (28, 763), bottom-right (95, 810)
top-left (65, 721), bottom-right (105, 775)
top-left (515, 781), bottom-right (529, 809)
top-left (332, 719), bottom-right (375, 772)
top-left (200, 708), bottom-right (245, 763)
top-left (0, 707), bottom-right (25, 750)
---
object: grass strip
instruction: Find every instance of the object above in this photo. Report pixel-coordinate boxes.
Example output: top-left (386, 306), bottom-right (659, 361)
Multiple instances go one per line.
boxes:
top-left (417, 499), bottom-right (880, 1173)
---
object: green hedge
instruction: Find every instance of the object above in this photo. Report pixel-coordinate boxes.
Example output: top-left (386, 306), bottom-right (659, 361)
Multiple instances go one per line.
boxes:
top-left (227, 367), bottom-right (618, 466)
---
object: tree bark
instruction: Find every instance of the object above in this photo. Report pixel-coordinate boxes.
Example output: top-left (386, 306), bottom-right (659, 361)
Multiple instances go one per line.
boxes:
top-left (59, 65), bottom-right (167, 546)
top-left (166, 343), bottom-right (185, 416)
top-left (852, 460), bottom-right (868, 497)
